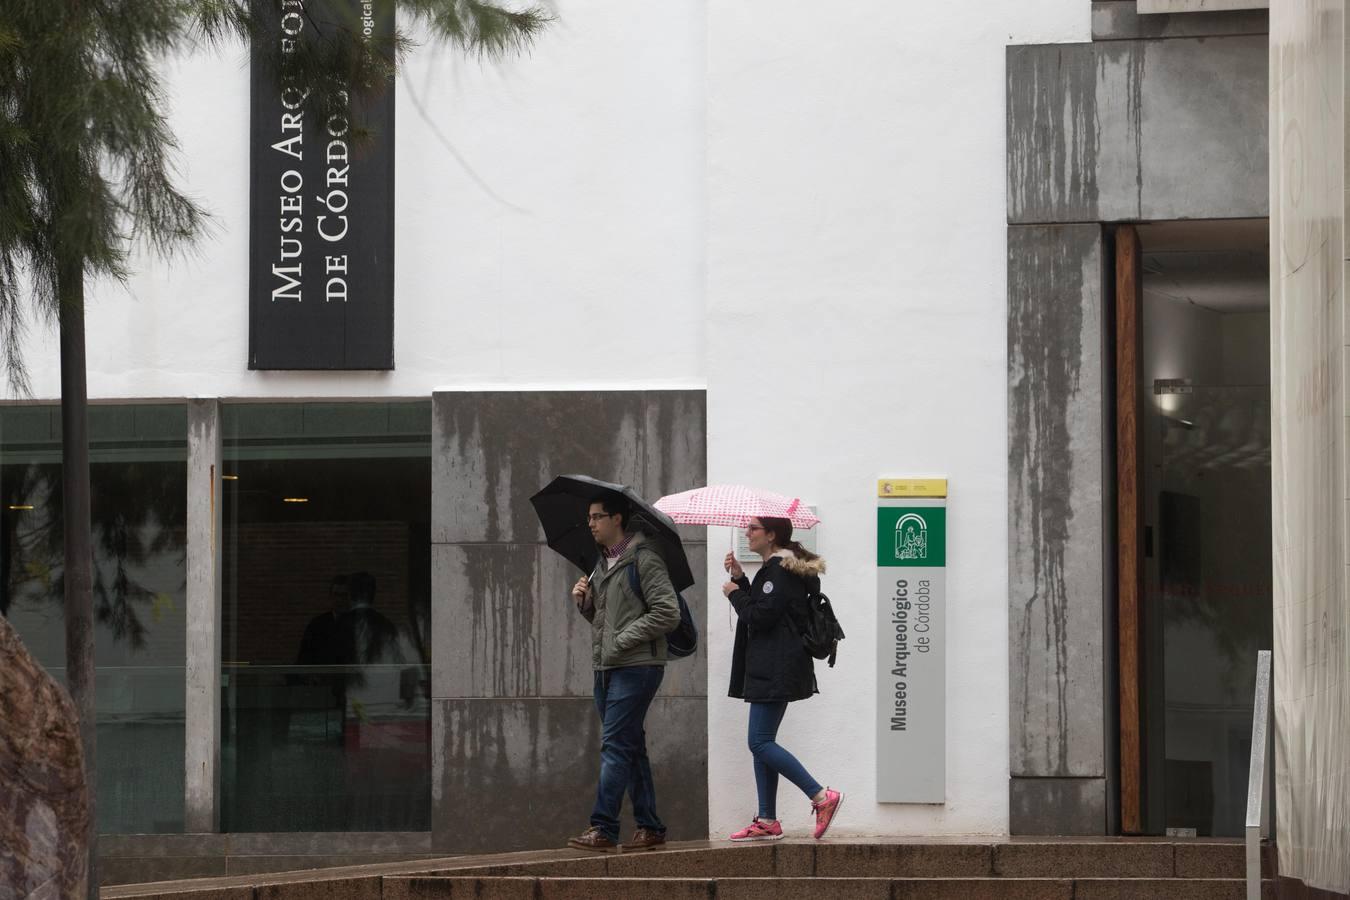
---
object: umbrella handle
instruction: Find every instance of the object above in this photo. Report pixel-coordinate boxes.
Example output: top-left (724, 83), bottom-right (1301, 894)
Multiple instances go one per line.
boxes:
top-left (728, 528), bottom-right (739, 633)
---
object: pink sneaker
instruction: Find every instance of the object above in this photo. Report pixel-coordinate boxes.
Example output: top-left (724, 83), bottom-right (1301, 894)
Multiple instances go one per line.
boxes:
top-left (812, 788), bottom-right (843, 839)
top-left (729, 818), bottom-right (784, 842)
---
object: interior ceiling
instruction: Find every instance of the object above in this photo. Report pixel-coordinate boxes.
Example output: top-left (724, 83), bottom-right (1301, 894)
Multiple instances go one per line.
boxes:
top-left (1135, 217), bottom-right (1268, 252)
top-left (1137, 218), bottom-right (1270, 313)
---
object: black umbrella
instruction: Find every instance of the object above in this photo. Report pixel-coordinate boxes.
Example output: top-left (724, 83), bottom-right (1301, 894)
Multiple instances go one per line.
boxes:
top-left (529, 474), bottom-right (695, 592)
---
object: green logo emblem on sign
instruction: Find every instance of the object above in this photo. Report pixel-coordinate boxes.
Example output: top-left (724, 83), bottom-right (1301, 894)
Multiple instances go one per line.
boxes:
top-left (895, 513), bottom-right (928, 560)
top-left (877, 507), bottom-right (946, 567)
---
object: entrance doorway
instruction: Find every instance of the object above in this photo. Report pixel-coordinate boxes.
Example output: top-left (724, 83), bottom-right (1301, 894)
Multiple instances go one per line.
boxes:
top-left (1116, 219), bottom-right (1274, 837)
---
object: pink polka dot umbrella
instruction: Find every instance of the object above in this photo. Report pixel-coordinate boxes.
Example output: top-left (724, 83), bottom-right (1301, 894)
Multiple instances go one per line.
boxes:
top-left (653, 484), bottom-right (820, 529)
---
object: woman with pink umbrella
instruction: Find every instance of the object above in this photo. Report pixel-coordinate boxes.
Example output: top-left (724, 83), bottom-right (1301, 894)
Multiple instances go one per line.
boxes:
top-left (655, 486), bottom-right (844, 841)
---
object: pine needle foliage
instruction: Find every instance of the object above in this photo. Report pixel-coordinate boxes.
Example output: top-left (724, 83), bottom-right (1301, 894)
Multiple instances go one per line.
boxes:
top-left (0, 3), bottom-right (546, 892)
top-left (0, 0), bottom-right (549, 390)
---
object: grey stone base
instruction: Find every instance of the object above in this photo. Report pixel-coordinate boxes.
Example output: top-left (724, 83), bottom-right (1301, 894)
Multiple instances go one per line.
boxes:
top-left (1009, 777), bottom-right (1107, 835)
top-left (431, 696), bottom-right (708, 854)
top-left (98, 832), bottom-right (433, 886)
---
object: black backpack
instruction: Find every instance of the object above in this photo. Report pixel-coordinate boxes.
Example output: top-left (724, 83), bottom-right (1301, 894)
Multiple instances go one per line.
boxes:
top-left (796, 585), bottom-right (845, 667)
top-left (626, 555), bottom-right (698, 659)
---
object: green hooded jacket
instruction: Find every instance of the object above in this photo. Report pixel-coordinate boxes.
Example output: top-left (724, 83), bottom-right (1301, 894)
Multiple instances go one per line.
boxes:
top-left (575, 533), bottom-right (680, 669)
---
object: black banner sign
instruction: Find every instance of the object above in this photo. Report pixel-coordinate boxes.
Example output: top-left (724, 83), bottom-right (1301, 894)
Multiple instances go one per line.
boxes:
top-left (248, 0), bottom-right (395, 370)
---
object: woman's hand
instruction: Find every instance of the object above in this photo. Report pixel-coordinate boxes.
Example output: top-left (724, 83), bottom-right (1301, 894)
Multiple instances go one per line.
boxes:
top-left (723, 551), bottom-right (744, 580)
top-left (722, 581), bottom-right (739, 598)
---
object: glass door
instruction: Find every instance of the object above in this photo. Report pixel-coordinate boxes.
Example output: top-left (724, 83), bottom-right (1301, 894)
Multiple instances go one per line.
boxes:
top-left (1143, 383), bottom-right (1272, 836)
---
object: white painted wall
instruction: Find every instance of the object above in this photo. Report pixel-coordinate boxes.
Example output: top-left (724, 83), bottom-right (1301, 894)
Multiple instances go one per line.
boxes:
top-left (6, 3), bottom-right (707, 401)
top-left (704, 1), bottom-right (1089, 837)
top-left (7, 0), bottom-right (1098, 840)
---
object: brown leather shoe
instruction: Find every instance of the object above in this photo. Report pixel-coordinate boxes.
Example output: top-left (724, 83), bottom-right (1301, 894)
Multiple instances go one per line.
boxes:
top-left (567, 826), bottom-right (619, 853)
top-left (621, 828), bottom-right (666, 851)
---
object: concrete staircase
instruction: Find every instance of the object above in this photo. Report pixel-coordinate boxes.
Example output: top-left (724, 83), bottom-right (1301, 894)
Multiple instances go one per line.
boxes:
top-left (378, 841), bottom-right (1278, 900)
top-left (100, 839), bottom-right (1279, 899)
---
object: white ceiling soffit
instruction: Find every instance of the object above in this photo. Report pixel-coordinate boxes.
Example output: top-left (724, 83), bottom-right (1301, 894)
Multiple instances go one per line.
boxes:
top-left (1135, 218), bottom-right (1268, 253)
top-left (1137, 0), bottom-right (1268, 12)
top-left (1142, 250), bottom-right (1270, 313)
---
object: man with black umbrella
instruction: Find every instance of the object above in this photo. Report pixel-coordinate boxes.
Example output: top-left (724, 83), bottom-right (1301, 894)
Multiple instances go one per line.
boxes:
top-left (567, 492), bottom-right (680, 853)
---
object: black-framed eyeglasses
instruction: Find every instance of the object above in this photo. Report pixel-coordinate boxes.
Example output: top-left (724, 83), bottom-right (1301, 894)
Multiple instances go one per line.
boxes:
top-left (587, 512), bottom-right (616, 523)
top-left (745, 524), bottom-right (766, 532)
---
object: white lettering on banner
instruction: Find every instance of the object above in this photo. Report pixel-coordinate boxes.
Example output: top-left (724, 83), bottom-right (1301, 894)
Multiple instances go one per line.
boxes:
top-left (271, 264), bottom-right (302, 302)
top-left (266, 4), bottom-right (357, 305)
top-left (319, 90), bottom-right (351, 300)
top-left (270, 3), bottom-right (306, 302)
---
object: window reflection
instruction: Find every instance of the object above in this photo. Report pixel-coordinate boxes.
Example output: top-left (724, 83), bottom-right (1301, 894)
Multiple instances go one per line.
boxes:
top-left (1142, 270), bottom-right (1273, 837)
top-left (221, 402), bottom-right (431, 832)
top-left (0, 405), bottom-right (188, 834)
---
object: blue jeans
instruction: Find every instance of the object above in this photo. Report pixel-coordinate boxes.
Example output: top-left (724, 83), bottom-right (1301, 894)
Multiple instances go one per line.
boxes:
top-left (591, 666), bottom-right (665, 841)
top-left (748, 701), bottom-right (823, 820)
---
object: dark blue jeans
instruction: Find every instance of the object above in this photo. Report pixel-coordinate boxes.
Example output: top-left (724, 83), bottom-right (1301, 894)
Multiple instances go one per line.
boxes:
top-left (591, 665), bottom-right (665, 841)
top-left (748, 701), bottom-right (823, 820)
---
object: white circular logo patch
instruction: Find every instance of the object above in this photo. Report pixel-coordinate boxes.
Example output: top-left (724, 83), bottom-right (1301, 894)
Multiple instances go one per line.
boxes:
top-left (762, 582), bottom-right (774, 595)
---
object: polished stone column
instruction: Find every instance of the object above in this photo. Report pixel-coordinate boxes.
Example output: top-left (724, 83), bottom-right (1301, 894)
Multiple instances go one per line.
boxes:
top-left (1269, 3), bottom-right (1350, 893)
top-left (184, 399), bottom-right (222, 833)
top-left (1006, 224), bottom-right (1109, 834)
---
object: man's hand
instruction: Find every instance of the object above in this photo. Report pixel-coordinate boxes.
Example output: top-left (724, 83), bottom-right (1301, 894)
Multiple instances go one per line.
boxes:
top-left (722, 581), bottom-right (739, 598)
top-left (572, 575), bottom-right (590, 606)
top-left (724, 551), bottom-right (744, 580)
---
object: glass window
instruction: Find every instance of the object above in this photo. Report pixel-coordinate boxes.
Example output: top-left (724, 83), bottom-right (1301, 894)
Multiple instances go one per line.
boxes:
top-left (221, 402), bottom-right (432, 832)
top-left (1141, 255), bottom-right (1273, 837)
top-left (0, 404), bottom-right (188, 834)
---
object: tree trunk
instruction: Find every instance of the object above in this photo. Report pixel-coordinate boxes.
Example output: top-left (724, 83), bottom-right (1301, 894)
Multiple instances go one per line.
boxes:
top-left (58, 257), bottom-right (98, 898)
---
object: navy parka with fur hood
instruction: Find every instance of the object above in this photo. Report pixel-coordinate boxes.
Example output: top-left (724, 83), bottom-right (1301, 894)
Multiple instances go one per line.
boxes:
top-left (726, 550), bottom-right (826, 703)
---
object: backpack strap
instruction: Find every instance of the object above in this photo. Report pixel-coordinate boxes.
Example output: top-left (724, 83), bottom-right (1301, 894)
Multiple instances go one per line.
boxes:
top-left (628, 545), bottom-right (672, 607)
top-left (626, 557), bottom-right (645, 603)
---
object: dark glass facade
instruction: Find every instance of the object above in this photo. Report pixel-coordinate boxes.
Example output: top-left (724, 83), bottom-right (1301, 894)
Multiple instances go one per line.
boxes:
top-left (220, 402), bottom-right (432, 832)
top-left (0, 404), bottom-right (188, 834)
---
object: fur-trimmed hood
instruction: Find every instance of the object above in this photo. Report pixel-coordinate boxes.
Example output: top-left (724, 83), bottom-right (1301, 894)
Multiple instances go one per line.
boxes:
top-left (773, 549), bottom-right (827, 577)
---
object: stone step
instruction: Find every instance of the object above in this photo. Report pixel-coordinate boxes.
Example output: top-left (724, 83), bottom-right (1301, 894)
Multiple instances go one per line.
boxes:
top-left (408, 842), bottom-right (1275, 882)
top-left (382, 875), bottom-right (1278, 900)
top-left (96, 841), bottom-right (1280, 899)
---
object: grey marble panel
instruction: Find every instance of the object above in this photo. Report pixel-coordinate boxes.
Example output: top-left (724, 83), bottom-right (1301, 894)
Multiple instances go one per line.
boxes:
top-left (536, 543), bottom-right (708, 699)
top-left (224, 832), bottom-right (432, 855)
top-left (99, 833), bottom-right (229, 858)
top-left (432, 544), bottom-right (541, 700)
top-left (432, 392), bottom-right (645, 545)
top-left (431, 697), bottom-right (707, 853)
top-left (1008, 225), bottom-right (1107, 780)
top-left (536, 547), bottom-right (600, 698)
top-left (1008, 36), bottom-right (1267, 224)
top-left (642, 391), bottom-right (708, 544)
top-left (1008, 777), bottom-right (1107, 836)
top-left (1136, 36), bottom-right (1268, 219)
top-left (1092, 1), bottom-right (1267, 41)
